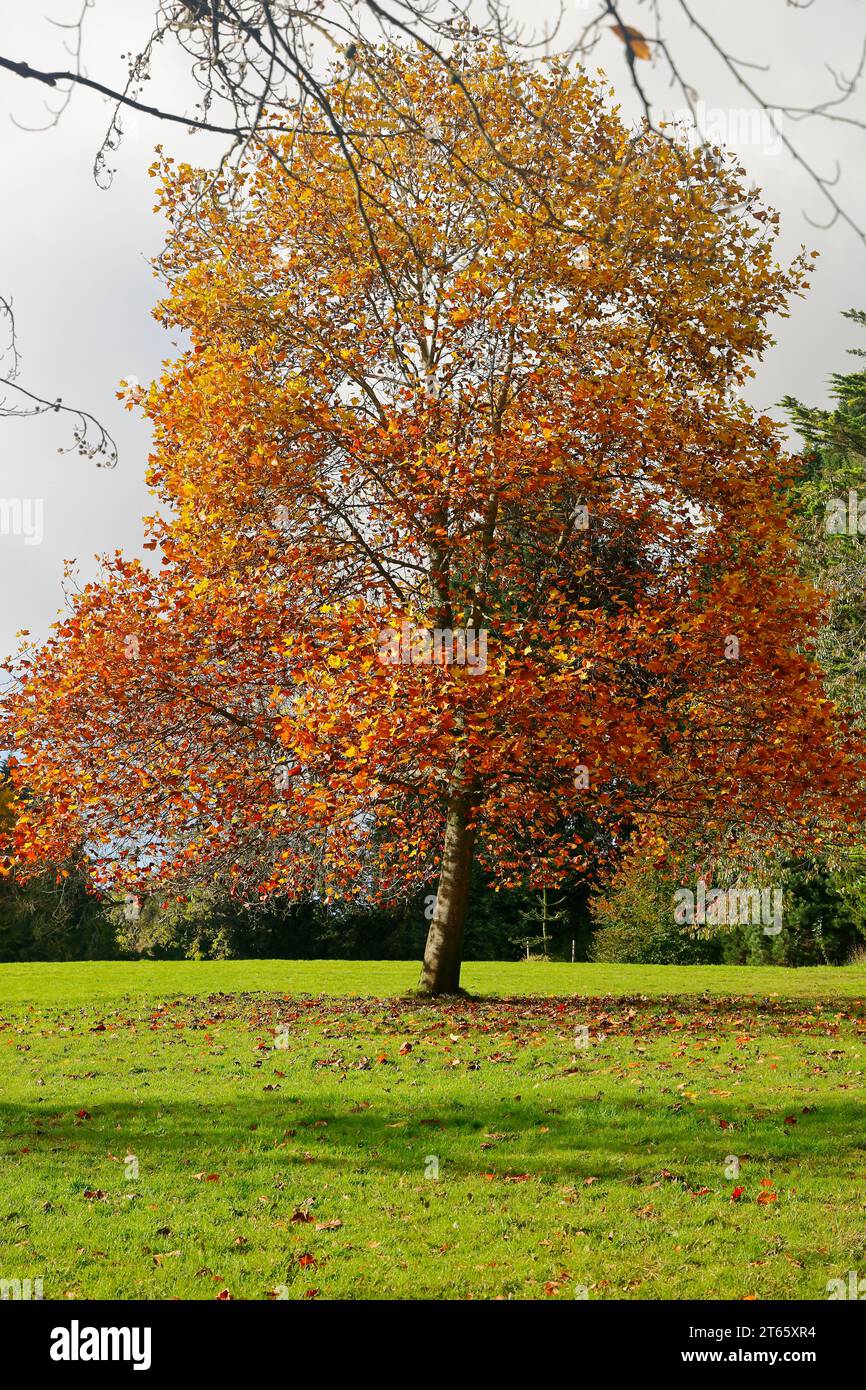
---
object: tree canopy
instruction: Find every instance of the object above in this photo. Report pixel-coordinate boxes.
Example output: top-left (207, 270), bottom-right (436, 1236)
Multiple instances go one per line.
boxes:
top-left (4, 41), bottom-right (864, 991)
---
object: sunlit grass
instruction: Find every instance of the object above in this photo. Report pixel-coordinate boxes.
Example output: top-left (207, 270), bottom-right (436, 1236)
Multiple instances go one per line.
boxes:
top-left (1, 962), bottom-right (864, 1299)
top-left (2, 959), bottom-right (865, 1007)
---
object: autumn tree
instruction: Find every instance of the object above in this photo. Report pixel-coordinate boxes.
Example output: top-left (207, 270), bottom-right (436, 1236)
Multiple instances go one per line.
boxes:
top-left (3, 40), bottom-right (864, 993)
top-left (0, 764), bottom-right (118, 961)
top-left (4, 3), bottom-right (863, 239)
top-left (4, 4), bottom-right (866, 457)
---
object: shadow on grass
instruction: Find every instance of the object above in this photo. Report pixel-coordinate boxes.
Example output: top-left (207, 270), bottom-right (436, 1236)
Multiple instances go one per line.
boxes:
top-left (2, 1094), bottom-right (863, 1187)
top-left (6, 988), bottom-right (861, 1034)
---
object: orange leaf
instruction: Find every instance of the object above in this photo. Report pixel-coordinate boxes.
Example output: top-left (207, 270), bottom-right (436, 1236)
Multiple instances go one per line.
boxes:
top-left (611, 24), bottom-right (652, 61)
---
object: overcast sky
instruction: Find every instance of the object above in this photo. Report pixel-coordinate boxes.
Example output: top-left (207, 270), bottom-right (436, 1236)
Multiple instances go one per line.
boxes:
top-left (1, 0), bottom-right (865, 661)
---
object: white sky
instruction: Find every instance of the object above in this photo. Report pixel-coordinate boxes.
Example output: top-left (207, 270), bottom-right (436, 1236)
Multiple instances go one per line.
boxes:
top-left (1, 0), bottom-right (865, 660)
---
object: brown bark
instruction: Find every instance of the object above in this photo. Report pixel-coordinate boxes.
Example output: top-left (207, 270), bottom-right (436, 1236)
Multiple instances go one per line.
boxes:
top-left (418, 788), bottom-right (476, 995)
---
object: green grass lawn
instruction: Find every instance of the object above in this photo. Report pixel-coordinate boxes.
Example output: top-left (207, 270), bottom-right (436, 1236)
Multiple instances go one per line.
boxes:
top-left (4, 959), bottom-right (866, 1006)
top-left (1, 961), bottom-right (865, 1300)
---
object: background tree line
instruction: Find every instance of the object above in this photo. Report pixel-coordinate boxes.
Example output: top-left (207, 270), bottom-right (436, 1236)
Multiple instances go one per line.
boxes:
top-left (3, 823), bottom-right (864, 965)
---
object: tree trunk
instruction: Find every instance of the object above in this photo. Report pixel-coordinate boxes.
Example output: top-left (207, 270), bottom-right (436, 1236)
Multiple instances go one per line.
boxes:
top-left (419, 789), bottom-right (476, 995)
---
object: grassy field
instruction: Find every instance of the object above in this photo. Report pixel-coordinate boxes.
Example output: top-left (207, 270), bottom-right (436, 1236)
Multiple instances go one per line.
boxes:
top-left (1, 960), bottom-right (865, 1301)
top-left (4, 959), bottom-right (866, 1006)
